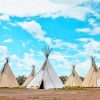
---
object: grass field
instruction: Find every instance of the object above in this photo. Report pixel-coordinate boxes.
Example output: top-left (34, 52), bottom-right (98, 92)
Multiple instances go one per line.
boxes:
top-left (0, 88), bottom-right (99, 100)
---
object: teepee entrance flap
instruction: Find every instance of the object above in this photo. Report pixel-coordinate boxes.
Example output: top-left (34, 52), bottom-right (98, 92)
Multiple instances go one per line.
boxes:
top-left (40, 80), bottom-right (44, 89)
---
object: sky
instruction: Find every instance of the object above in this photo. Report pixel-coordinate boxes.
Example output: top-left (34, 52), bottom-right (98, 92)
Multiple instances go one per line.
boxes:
top-left (0, 0), bottom-right (100, 77)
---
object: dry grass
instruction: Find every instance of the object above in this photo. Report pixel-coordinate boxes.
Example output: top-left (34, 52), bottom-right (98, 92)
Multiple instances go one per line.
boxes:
top-left (0, 88), bottom-right (99, 100)
top-left (0, 96), bottom-right (15, 100)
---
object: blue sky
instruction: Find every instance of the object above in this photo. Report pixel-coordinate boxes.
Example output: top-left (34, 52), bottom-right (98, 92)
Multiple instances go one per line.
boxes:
top-left (0, 0), bottom-right (100, 77)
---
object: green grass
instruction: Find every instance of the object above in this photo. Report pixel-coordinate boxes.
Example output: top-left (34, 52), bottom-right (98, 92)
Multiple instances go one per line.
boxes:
top-left (63, 86), bottom-right (84, 91)
top-left (53, 97), bottom-right (61, 100)
top-left (32, 97), bottom-right (39, 99)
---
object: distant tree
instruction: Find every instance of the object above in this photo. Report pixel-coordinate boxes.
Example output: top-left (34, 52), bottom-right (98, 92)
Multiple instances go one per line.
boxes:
top-left (59, 76), bottom-right (67, 84)
top-left (17, 75), bottom-right (27, 85)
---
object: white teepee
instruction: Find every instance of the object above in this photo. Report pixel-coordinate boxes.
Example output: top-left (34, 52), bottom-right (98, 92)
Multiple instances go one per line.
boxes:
top-left (26, 47), bottom-right (64, 89)
top-left (22, 65), bottom-right (35, 87)
top-left (65, 65), bottom-right (82, 87)
top-left (0, 58), bottom-right (19, 88)
top-left (82, 57), bottom-right (100, 87)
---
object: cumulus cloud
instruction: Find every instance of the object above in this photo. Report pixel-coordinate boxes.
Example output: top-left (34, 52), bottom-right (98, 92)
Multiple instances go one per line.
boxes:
top-left (22, 42), bottom-right (26, 48)
top-left (18, 20), bottom-right (52, 45)
top-left (76, 26), bottom-right (100, 35)
top-left (4, 39), bottom-right (12, 43)
top-left (9, 22), bottom-right (17, 26)
top-left (0, 45), bottom-right (9, 62)
top-left (76, 38), bottom-right (100, 58)
top-left (0, 0), bottom-right (99, 76)
top-left (0, 45), bottom-right (36, 75)
top-left (18, 20), bottom-right (78, 50)
top-left (52, 39), bottom-right (78, 49)
top-left (77, 38), bottom-right (94, 42)
top-left (76, 58), bottom-right (100, 76)
top-left (76, 18), bottom-right (100, 35)
top-left (0, 0), bottom-right (94, 20)
top-left (0, 14), bottom-right (10, 21)
top-left (2, 26), bottom-right (9, 30)
top-left (76, 28), bottom-right (90, 33)
top-left (49, 50), bottom-right (99, 76)
top-left (11, 52), bottom-right (36, 69)
top-left (51, 51), bottom-right (72, 67)
top-left (0, 46), bottom-right (8, 53)
top-left (8, 52), bottom-right (38, 76)
top-left (83, 39), bottom-right (100, 52)
top-left (49, 0), bottom-right (89, 4)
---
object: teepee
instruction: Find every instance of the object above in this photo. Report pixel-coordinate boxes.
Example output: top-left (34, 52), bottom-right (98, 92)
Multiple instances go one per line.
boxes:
top-left (26, 47), bottom-right (64, 89)
top-left (65, 65), bottom-right (82, 87)
top-left (82, 57), bottom-right (100, 87)
top-left (0, 72), bottom-right (1, 82)
top-left (22, 65), bottom-right (35, 87)
top-left (0, 58), bottom-right (19, 88)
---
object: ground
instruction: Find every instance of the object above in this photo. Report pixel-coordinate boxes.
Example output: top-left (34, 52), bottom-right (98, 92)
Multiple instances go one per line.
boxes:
top-left (0, 88), bottom-right (99, 100)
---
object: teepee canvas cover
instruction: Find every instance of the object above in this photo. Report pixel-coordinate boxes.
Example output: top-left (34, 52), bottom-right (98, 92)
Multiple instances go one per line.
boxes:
top-left (0, 72), bottom-right (1, 82)
top-left (65, 65), bottom-right (82, 87)
top-left (96, 71), bottom-right (100, 87)
top-left (0, 58), bottom-right (19, 88)
top-left (26, 47), bottom-right (64, 89)
top-left (82, 57), bottom-right (100, 87)
top-left (22, 65), bottom-right (35, 87)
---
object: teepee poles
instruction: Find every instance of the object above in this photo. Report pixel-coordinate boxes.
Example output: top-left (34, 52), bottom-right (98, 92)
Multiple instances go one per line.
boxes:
top-left (31, 65), bottom-right (35, 76)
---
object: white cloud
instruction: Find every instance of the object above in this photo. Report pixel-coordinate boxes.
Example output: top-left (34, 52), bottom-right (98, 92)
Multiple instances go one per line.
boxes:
top-left (77, 38), bottom-right (93, 42)
top-left (76, 28), bottom-right (90, 33)
top-left (18, 20), bottom-right (78, 49)
top-left (0, 14), bottom-right (10, 21)
top-left (9, 22), bottom-right (17, 26)
top-left (0, 41), bottom-right (99, 77)
top-left (23, 53), bottom-right (36, 67)
top-left (91, 26), bottom-right (100, 35)
top-left (10, 52), bottom-right (38, 76)
top-left (0, 45), bottom-right (9, 60)
top-left (11, 54), bottom-right (18, 61)
top-left (11, 53), bottom-right (36, 68)
top-left (76, 59), bottom-right (91, 76)
top-left (49, 0), bottom-right (88, 4)
top-left (50, 51), bottom-right (73, 75)
top-left (76, 18), bottom-right (100, 35)
top-left (49, 51), bottom-right (96, 76)
top-left (0, 45), bottom-right (37, 75)
top-left (18, 21), bottom-right (44, 35)
top-left (52, 39), bottom-right (78, 49)
top-left (22, 42), bottom-right (26, 48)
top-left (88, 18), bottom-right (97, 27)
top-left (76, 25), bottom-right (100, 35)
top-left (4, 39), bottom-right (12, 43)
top-left (0, 0), bottom-right (93, 20)
top-left (83, 39), bottom-right (100, 51)
top-left (0, 46), bottom-right (8, 53)
top-left (2, 26), bottom-right (9, 30)
top-left (76, 58), bottom-right (100, 76)
top-left (94, 0), bottom-right (100, 2)
top-left (76, 38), bottom-right (100, 58)
top-left (18, 20), bottom-right (52, 45)
top-left (9, 53), bottom-right (37, 76)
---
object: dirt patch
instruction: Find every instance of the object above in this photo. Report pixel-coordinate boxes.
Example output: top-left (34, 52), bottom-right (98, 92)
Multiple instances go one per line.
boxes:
top-left (0, 88), bottom-right (99, 100)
